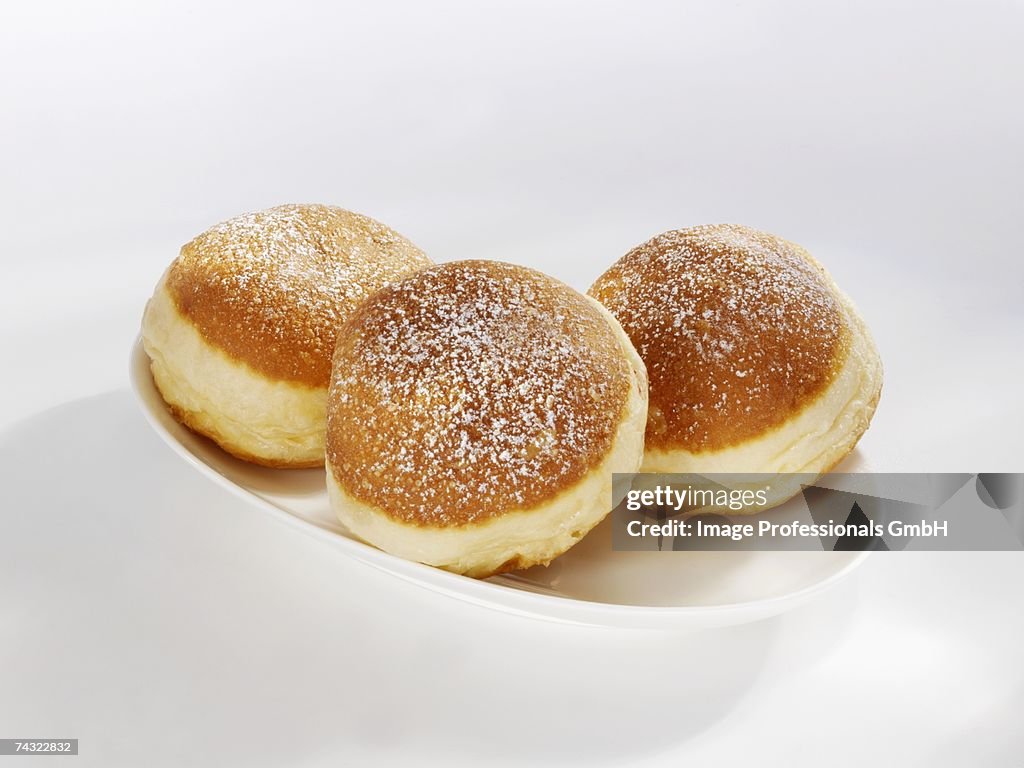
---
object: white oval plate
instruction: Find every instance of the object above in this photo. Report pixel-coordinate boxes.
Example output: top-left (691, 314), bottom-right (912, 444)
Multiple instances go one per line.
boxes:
top-left (129, 339), bottom-right (869, 629)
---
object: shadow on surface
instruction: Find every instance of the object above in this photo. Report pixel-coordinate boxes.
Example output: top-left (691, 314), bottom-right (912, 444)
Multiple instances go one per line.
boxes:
top-left (0, 392), bottom-right (856, 766)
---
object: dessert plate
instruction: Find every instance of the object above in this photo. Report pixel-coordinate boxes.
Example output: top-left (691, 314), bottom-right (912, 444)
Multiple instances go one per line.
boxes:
top-left (129, 339), bottom-right (870, 629)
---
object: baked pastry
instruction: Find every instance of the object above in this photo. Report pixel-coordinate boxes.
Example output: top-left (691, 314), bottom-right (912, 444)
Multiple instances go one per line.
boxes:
top-left (589, 224), bottom-right (881, 505)
top-left (141, 204), bottom-right (431, 467)
top-left (326, 260), bottom-right (648, 577)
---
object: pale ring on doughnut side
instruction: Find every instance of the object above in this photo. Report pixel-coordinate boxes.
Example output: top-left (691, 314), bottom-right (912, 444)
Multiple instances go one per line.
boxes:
top-left (326, 260), bottom-right (649, 577)
top-left (141, 204), bottom-right (431, 467)
top-left (589, 224), bottom-right (882, 510)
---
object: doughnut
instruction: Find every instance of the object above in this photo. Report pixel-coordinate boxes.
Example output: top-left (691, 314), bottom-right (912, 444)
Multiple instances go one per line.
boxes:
top-left (141, 204), bottom-right (431, 467)
top-left (325, 260), bottom-right (648, 577)
top-left (588, 224), bottom-right (881, 506)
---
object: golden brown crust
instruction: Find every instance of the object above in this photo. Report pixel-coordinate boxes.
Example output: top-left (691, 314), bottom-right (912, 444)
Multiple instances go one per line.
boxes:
top-left (489, 554), bottom-right (538, 577)
top-left (326, 260), bottom-right (633, 528)
top-left (166, 204), bottom-right (431, 388)
top-left (589, 225), bottom-right (850, 452)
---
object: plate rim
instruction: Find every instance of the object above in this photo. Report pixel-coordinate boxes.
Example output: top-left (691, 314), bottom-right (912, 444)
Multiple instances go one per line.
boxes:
top-left (129, 337), bottom-right (870, 629)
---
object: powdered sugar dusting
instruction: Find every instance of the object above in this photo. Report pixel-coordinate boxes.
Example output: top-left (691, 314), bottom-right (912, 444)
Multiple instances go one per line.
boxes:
top-left (589, 224), bottom-right (848, 451)
top-left (167, 204), bottom-right (431, 385)
top-left (327, 260), bottom-right (632, 526)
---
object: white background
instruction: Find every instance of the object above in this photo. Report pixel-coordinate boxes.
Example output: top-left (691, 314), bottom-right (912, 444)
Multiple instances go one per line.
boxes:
top-left (1, 1), bottom-right (1022, 766)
